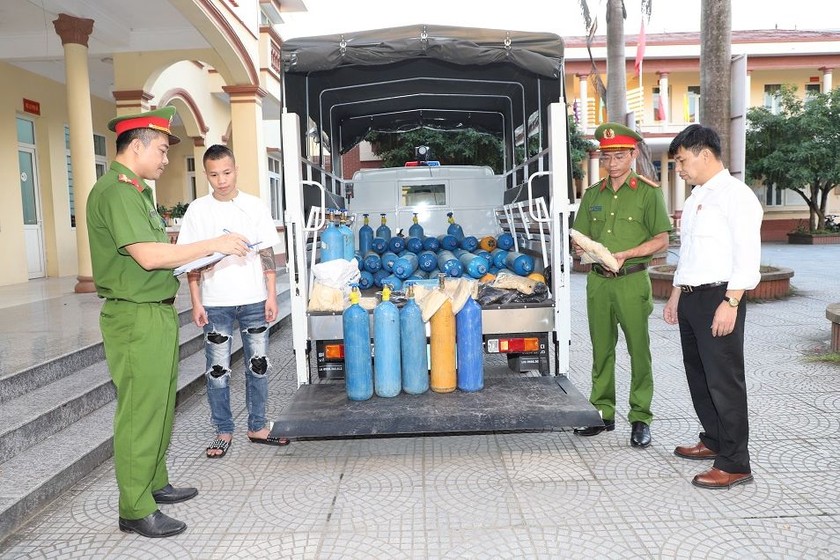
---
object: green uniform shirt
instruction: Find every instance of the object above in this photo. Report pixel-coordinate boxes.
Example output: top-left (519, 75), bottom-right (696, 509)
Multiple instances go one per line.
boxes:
top-left (573, 171), bottom-right (671, 264)
top-left (87, 161), bottom-right (179, 302)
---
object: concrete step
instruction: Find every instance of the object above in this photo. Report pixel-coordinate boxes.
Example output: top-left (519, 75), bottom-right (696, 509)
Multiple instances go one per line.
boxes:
top-left (0, 278), bottom-right (291, 544)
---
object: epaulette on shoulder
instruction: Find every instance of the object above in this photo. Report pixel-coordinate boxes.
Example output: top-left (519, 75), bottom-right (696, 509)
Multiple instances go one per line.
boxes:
top-left (637, 175), bottom-right (660, 188)
top-left (586, 178), bottom-right (606, 190)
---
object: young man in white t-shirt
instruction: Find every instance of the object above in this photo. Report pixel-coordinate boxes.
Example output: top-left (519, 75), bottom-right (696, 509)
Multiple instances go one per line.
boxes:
top-left (177, 144), bottom-right (286, 458)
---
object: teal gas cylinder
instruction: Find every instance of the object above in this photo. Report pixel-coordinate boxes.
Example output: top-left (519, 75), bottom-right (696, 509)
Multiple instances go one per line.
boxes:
top-left (490, 248), bottom-right (509, 269)
top-left (358, 213), bottom-right (374, 257)
top-left (338, 210), bottom-right (355, 260)
top-left (359, 270), bottom-right (374, 290)
top-left (393, 253), bottom-right (419, 280)
top-left (446, 212), bottom-right (464, 240)
top-left (453, 249), bottom-right (489, 279)
top-left (363, 251), bottom-right (382, 273)
top-left (436, 250), bottom-right (464, 277)
top-left (496, 232), bottom-right (514, 250)
top-left (409, 213), bottom-right (424, 238)
top-left (505, 251), bottom-right (535, 276)
top-left (388, 235), bottom-right (406, 254)
top-left (373, 285), bottom-right (401, 397)
top-left (406, 236), bottom-right (424, 254)
top-left (459, 235), bottom-right (478, 252)
top-left (456, 294), bottom-right (484, 392)
top-left (417, 250), bottom-right (438, 272)
top-left (320, 211), bottom-right (343, 262)
top-left (400, 284), bottom-right (429, 394)
top-left (381, 251), bottom-right (399, 273)
top-left (381, 274), bottom-right (403, 291)
top-left (376, 213), bottom-right (392, 242)
top-left (422, 236), bottom-right (440, 252)
top-left (343, 286), bottom-right (374, 401)
top-left (371, 237), bottom-right (388, 254)
top-left (437, 234), bottom-right (459, 251)
top-left (373, 269), bottom-right (389, 287)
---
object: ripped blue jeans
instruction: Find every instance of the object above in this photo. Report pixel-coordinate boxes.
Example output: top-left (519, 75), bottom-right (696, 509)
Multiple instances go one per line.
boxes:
top-left (203, 302), bottom-right (270, 434)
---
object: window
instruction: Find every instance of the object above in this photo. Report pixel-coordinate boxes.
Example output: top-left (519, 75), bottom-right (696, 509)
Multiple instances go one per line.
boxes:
top-left (65, 126), bottom-right (107, 227)
top-left (400, 183), bottom-right (446, 206)
top-left (805, 83), bottom-right (821, 104)
top-left (267, 155), bottom-right (283, 220)
top-left (764, 84), bottom-right (782, 114)
top-left (186, 156), bottom-right (197, 200)
top-left (685, 86), bottom-right (701, 123)
top-left (764, 183), bottom-right (783, 207)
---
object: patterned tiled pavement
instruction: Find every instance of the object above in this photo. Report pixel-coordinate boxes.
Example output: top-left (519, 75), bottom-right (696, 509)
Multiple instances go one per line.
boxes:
top-left (1, 242), bottom-right (839, 559)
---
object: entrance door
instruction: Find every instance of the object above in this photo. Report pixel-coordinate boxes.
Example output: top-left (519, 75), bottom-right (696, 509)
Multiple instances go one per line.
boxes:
top-left (19, 147), bottom-right (46, 279)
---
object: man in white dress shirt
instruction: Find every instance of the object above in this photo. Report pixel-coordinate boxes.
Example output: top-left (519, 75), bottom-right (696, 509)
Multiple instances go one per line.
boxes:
top-left (663, 124), bottom-right (763, 489)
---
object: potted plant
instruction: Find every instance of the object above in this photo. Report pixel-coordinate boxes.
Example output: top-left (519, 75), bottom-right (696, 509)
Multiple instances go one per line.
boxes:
top-left (156, 203), bottom-right (172, 226)
top-left (169, 202), bottom-right (189, 226)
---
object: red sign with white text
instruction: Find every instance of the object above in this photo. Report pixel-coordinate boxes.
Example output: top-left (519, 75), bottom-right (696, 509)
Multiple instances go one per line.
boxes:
top-left (23, 99), bottom-right (41, 116)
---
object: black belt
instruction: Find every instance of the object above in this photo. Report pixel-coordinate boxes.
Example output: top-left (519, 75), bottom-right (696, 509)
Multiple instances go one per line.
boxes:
top-left (679, 282), bottom-right (726, 293)
top-left (107, 297), bottom-right (176, 305)
top-left (591, 262), bottom-right (648, 278)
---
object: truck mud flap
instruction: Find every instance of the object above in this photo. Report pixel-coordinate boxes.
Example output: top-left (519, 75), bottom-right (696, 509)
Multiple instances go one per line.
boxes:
top-left (268, 376), bottom-right (601, 440)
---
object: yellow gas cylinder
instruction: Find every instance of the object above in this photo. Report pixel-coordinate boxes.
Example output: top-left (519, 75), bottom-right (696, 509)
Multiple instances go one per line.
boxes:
top-left (479, 235), bottom-right (497, 252)
top-left (429, 277), bottom-right (456, 393)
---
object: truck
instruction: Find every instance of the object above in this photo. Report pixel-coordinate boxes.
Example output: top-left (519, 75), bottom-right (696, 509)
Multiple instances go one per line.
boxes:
top-left (269, 24), bottom-right (601, 440)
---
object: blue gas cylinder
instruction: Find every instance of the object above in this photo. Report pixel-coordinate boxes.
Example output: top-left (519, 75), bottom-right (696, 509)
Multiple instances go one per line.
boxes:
top-left (409, 269), bottom-right (429, 280)
top-left (371, 237), bottom-right (388, 254)
top-left (352, 252), bottom-right (364, 271)
top-left (406, 236), bottom-right (424, 254)
top-left (374, 286), bottom-right (401, 398)
top-left (320, 212), bottom-right (344, 262)
top-left (373, 269), bottom-right (389, 287)
top-left (446, 212), bottom-right (465, 241)
top-left (454, 250), bottom-right (489, 279)
top-left (422, 236), bottom-right (440, 252)
top-left (358, 213), bottom-right (374, 257)
top-left (409, 213), bottom-right (424, 239)
top-left (393, 253), bottom-right (419, 280)
top-left (505, 251), bottom-right (535, 276)
top-left (459, 236), bottom-right (478, 252)
top-left (343, 286), bottom-right (374, 400)
top-left (359, 270), bottom-right (374, 290)
top-left (376, 213), bottom-right (392, 242)
top-left (381, 274), bottom-right (403, 291)
top-left (338, 211), bottom-right (355, 260)
top-left (437, 250), bottom-right (464, 277)
top-left (490, 248), bottom-right (509, 269)
top-left (381, 251), bottom-right (399, 273)
top-left (456, 295), bottom-right (484, 392)
top-left (388, 235), bottom-right (406, 254)
top-left (496, 232), bottom-right (514, 250)
top-left (400, 285), bottom-right (429, 394)
top-left (363, 251), bottom-right (382, 273)
top-left (417, 250), bottom-right (438, 272)
top-left (437, 234), bottom-right (459, 251)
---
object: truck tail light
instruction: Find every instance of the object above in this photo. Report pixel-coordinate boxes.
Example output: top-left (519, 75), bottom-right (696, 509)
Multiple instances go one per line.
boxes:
top-left (486, 337), bottom-right (540, 353)
top-left (324, 343), bottom-right (345, 360)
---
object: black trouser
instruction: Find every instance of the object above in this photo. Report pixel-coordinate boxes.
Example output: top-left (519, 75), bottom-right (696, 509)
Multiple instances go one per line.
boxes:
top-left (677, 286), bottom-right (751, 473)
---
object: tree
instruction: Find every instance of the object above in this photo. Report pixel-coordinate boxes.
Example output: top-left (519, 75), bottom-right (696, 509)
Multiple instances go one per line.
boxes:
top-left (700, 0), bottom-right (732, 167)
top-left (745, 86), bottom-right (840, 232)
top-left (365, 120), bottom-right (594, 179)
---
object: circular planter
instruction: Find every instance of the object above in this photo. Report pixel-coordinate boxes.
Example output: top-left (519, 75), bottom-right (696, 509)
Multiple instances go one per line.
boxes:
top-left (648, 265), bottom-right (794, 301)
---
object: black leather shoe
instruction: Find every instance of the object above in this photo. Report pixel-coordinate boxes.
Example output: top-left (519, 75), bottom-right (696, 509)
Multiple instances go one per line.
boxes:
top-left (118, 510), bottom-right (186, 538)
top-left (574, 419), bottom-right (615, 437)
top-left (152, 484), bottom-right (198, 504)
top-left (630, 421), bottom-right (651, 448)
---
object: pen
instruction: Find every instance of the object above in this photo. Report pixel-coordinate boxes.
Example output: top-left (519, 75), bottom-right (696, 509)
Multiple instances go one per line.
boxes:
top-left (223, 229), bottom-right (261, 249)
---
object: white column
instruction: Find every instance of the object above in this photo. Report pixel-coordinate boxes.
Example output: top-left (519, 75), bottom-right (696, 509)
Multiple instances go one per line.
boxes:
top-left (587, 150), bottom-right (599, 192)
top-left (659, 151), bottom-right (670, 213)
top-left (577, 74), bottom-right (589, 132)
top-left (821, 67), bottom-right (833, 92)
top-left (657, 72), bottom-right (669, 123)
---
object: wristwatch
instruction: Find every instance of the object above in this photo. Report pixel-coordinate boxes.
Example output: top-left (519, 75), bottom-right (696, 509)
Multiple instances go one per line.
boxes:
top-left (723, 295), bottom-right (740, 308)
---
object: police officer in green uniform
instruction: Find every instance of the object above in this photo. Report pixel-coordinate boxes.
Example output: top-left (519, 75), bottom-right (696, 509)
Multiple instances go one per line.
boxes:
top-left (87, 107), bottom-right (251, 538)
top-left (572, 122), bottom-right (672, 448)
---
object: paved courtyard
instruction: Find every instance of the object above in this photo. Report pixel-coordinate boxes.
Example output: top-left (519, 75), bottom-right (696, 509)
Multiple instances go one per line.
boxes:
top-left (1, 242), bottom-right (839, 559)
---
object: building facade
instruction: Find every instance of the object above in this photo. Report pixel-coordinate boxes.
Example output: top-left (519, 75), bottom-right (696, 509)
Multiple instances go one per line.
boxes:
top-left (1, 3), bottom-right (838, 288)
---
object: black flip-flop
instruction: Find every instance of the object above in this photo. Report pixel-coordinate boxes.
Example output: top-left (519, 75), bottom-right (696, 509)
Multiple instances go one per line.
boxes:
top-left (205, 437), bottom-right (231, 458)
top-left (247, 422), bottom-right (290, 446)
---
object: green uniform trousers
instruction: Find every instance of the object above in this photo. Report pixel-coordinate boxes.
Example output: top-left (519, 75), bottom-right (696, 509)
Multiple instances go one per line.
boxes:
top-left (100, 299), bottom-right (179, 520)
top-left (585, 270), bottom-right (655, 425)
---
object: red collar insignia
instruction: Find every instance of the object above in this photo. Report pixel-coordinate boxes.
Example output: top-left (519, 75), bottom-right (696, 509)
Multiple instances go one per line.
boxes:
top-left (118, 173), bottom-right (143, 193)
top-left (629, 177), bottom-right (638, 190)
